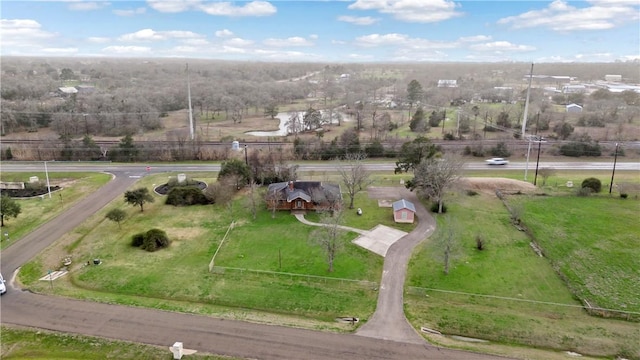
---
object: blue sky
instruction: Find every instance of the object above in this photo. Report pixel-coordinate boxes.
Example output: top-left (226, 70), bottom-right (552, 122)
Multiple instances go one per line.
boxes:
top-left (1, 0), bottom-right (639, 62)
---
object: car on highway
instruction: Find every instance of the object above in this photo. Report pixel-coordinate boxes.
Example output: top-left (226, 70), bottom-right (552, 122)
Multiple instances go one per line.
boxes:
top-left (485, 157), bottom-right (509, 165)
top-left (0, 273), bottom-right (6, 295)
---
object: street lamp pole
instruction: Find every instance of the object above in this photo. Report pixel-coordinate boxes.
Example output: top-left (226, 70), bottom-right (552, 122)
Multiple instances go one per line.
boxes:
top-left (609, 143), bottom-right (619, 194)
top-left (244, 144), bottom-right (248, 165)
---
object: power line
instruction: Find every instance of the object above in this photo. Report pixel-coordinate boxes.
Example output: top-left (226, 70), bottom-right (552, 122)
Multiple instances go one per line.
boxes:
top-left (409, 286), bottom-right (640, 315)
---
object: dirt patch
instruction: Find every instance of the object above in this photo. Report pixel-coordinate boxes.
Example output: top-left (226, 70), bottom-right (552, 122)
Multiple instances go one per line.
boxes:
top-left (460, 177), bottom-right (537, 194)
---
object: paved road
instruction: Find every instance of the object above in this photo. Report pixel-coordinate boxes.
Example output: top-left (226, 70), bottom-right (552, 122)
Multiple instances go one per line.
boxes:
top-left (2, 160), bottom-right (639, 174)
top-left (0, 165), bottom-right (512, 359)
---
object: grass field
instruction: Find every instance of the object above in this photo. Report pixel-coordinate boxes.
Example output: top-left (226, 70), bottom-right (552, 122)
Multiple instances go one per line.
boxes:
top-left (0, 326), bottom-right (237, 360)
top-left (0, 172), bottom-right (112, 250)
top-left (19, 172), bottom-right (384, 325)
top-left (11, 167), bottom-right (640, 359)
top-left (405, 191), bottom-right (640, 359)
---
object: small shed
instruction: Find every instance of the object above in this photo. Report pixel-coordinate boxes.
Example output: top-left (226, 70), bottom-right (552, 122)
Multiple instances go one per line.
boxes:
top-left (566, 103), bottom-right (583, 113)
top-left (392, 199), bottom-right (416, 223)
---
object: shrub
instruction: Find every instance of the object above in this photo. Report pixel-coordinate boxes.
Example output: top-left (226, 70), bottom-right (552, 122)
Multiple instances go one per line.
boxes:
top-left (620, 193), bottom-right (628, 199)
top-left (576, 187), bottom-right (592, 197)
top-left (131, 232), bottom-right (145, 247)
top-left (166, 186), bottom-right (209, 206)
top-left (430, 202), bottom-right (447, 213)
top-left (466, 190), bottom-right (479, 196)
top-left (141, 228), bottom-right (170, 252)
top-left (475, 235), bottom-right (485, 251)
top-left (489, 142), bottom-right (511, 157)
top-left (581, 177), bottom-right (602, 193)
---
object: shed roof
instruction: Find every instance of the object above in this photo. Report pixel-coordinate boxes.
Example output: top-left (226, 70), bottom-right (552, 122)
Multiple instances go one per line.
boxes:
top-left (392, 199), bottom-right (416, 212)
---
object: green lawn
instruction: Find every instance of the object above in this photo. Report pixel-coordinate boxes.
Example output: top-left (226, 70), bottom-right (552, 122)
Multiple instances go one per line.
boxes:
top-left (20, 173), bottom-right (384, 323)
top-left (0, 172), bottom-right (112, 250)
top-left (517, 195), bottom-right (640, 314)
top-left (405, 191), bottom-right (640, 359)
top-left (0, 326), bottom-right (237, 360)
top-left (13, 169), bottom-right (640, 359)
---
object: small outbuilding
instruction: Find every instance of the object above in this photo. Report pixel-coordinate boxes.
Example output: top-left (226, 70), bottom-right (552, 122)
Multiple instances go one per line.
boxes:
top-left (392, 199), bottom-right (416, 223)
top-left (566, 103), bottom-right (583, 113)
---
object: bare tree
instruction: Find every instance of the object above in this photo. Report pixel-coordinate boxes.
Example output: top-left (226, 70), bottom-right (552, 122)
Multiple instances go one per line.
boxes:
top-left (246, 179), bottom-right (259, 220)
top-left (337, 152), bottom-right (373, 209)
top-left (309, 210), bottom-right (347, 272)
top-left (407, 154), bottom-right (465, 213)
top-left (436, 216), bottom-right (460, 275)
top-left (537, 168), bottom-right (556, 186)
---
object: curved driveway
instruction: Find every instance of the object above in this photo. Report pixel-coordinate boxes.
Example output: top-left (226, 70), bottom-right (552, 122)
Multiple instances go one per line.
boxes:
top-left (356, 187), bottom-right (435, 344)
top-left (1, 166), bottom-right (510, 360)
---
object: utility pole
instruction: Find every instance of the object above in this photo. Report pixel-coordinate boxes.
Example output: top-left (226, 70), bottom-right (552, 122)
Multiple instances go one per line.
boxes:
top-left (609, 143), bottom-right (619, 194)
top-left (523, 63), bottom-right (534, 181)
top-left (187, 63), bottom-right (194, 141)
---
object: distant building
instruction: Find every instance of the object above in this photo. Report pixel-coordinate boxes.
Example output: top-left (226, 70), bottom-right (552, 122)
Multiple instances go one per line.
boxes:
top-left (75, 85), bottom-right (95, 94)
top-left (524, 75), bottom-right (572, 86)
top-left (563, 85), bottom-right (586, 94)
top-left (566, 103), bottom-right (583, 113)
top-left (604, 74), bottom-right (622, 82)
top-left (438, 80), bottom-right (458, 88)
top-left (58, 87), bottom-right (78, 96)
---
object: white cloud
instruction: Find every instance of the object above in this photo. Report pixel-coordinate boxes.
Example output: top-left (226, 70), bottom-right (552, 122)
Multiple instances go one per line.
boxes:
top-left (102, 45), bottom-right (152, 54)
top-left (470, 41), bottom-right (536, 52)
top-left (88, 36), bottom-right (111, 43)
top-left (263, 36), bottom-right (314, 47)
top-left (181, 38), bottom-right (210, 46)
top-left (113, 7), bottom-right (147, 16)
top-left (0, 19), bottom-right (56, 47)
top-left (498, 0), bottom-right (639, 31)
top-left (224, 38), bottom-right (254, 47)
top-left (146, 0), bottom-right (201, 13)
top-left (354, 33), bottom-right (408, 47)
top-left (66, 1), bottom-right (110, 11)
top-left (337, 15), bottom-right (379, 25)
top-left (309, 34), bottom-right (318, 40)
top-left (118, 29), bottom-right (204, 42)
top-left (198, 1), bottom-right (276, 17)
top-left (459, 35), bottom-right (491, 42)
top-left (348, 0), bottom-right (462, 23)
top-left (215, 29), bottom-right (233, 37)
top-left (41, 47), bottom-right (78, 54)
top-left (347, 53), bottom-right (374, 60)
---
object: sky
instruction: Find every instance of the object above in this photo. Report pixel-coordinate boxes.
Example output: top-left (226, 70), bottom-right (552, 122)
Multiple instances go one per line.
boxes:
top-left (1, 0), bottom-right (639, 63)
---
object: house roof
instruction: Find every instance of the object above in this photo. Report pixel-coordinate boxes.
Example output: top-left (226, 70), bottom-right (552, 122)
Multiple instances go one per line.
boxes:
top-left (566, 103), bottom-right (583, 109)
top-left (58, 87), bottom-right (78, 94)
top-left (267, 181), bottom-right (341, 203)
top-left (392, 199), bottom-right (416, 212)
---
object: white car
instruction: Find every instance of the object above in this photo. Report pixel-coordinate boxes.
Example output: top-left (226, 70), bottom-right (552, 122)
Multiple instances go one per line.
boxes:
top-left (0, 273), bottom-right (6, 295)
top-left (485, 157), bottom-right (509, 165)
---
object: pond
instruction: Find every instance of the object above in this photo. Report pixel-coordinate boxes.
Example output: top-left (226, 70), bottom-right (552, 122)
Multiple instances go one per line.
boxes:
top-left (245, 111), bottom-right (350, 137)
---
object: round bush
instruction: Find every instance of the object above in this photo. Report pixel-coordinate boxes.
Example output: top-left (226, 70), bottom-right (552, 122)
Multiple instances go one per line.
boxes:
top-left (166, 186), bottom-right (209, 206)
top-left (141, 228), bottom-right (170, 252)
top-left (131, 232), bottom-right (145, 247)
top-left (581, 177), bottom-right (602, 193)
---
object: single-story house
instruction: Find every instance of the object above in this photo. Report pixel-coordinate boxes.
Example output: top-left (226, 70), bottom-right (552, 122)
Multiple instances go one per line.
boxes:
top-left (392, 199), bottom-right (416, 223)
top-left (566, 103), bottom-right (583, 113)
top-left (266, 181), bottom-right (342, 212)
top-left (58, 87), bottom-right (78, 96)
top-left (438, 80), bottom-right (458, 88)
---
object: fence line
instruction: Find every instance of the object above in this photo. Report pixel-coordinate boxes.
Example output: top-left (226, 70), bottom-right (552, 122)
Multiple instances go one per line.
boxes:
top-left (208, 221), bottom-right (235, 272)
top-left (408, 286), bottom-right (640, 319)
top-left (211, 265), bottom-right (377, 288)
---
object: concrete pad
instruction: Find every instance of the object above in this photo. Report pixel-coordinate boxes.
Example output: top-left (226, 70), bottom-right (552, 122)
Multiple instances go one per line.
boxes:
top-left (377, 199), bottom-right (394, 208)
top-left (39, 270), bottom-right (67, 281)
top-left (353, 225), bottom-right (407, 257)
